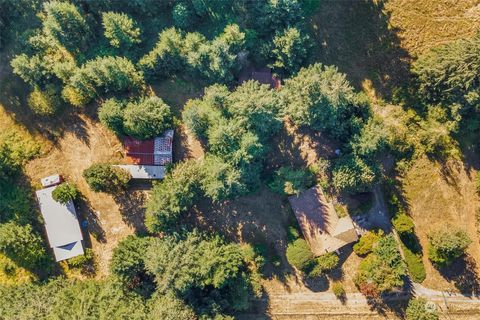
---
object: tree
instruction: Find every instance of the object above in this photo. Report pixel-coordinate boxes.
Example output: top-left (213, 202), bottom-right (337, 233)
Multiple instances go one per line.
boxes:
top-left (41, 1), bottom-right (90, 51)
top-left (271, 27), bottom-right (310, 75)
top-left (98, 99), bottom-right (125, 135)
top-left (110, 235), bottom-right (154, 292)
top-left (52, 182), bottom-right (78, 204)
top-left (172, 2), bottom-right (195, 29)
top-left (355, 235), bottom-right (406, 295)
top-left (406, 298), bottom-right (439, 320)
top-left (308, 252), bottom-right (339, 278)
top-left (268, 166), bottom-right (314, 196)
top-left (332, 155), bottom-right (378, 194)
top-left (123, 96), bottom-right (173, 140)
top-left (282, 63), bottom-right (370, 140)
top-left (83, 163), bottom-right (131, 193)
top-left (145, 160), bottom-right (201, 232)
top-left (102, 12), bottom-right (141, 49)
top-left (392, 213), bottom-right (414, 235)
top-left (147, 292), bottom-right (197, 320)
top-left (428, 227), bottom-right (471, 266)
top-left (286, 238), bottom-right (314, 272)
top-left (64, 56), bottom-right (144, 106)
top-left (27, 85), bottom-right (61, 116)
top-left (0, 222), bottom-right (48, 268)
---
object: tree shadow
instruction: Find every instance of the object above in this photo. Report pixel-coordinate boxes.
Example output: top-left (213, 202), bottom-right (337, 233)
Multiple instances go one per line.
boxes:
top-left (75, 193), bottom-right (106, 244)
top-left (113, 190), bottom-right (148, 234)
top-left (303, 273), bottom-right (330, 292)
top-left (309, 0), bottom-right (411, 100)
top-left (438, 255), bottom-right (480, 296)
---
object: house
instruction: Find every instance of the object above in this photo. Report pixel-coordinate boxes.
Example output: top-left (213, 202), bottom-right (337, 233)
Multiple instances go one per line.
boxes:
top-left (288, 185), bottom-right (359, 255)
top-left (36, 184), bottom-right (84, 262)
top-left (238, 67), bottom-right (281, 89)
top-left (120, 129), bottom-right (173, 180)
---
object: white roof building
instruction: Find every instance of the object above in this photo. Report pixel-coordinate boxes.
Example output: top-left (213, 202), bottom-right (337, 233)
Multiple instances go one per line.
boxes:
top-left (36, 186), bottom-right (84, 262)
top-left (114, 164), bottom-right (165, 180)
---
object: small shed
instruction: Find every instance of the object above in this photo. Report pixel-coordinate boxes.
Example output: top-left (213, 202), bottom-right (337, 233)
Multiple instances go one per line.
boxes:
top-left (36, 185), bottom-right (84, 262)
top-left (288, 185), bottom-right (358, 255)
top-left (115, 165), bottom-right (165, 180)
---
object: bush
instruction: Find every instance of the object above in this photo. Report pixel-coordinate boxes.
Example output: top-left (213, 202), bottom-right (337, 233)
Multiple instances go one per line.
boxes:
top-left (286, 238), bottom-right (314, 272)
top-left (98, 99), bottom-right (125, 135)
top-left (27, 86), bottom-right (61, 116)
top-left (332, 282), bottom-right (346, 299)
top-left (67, 248), bottom-right (94, 269)
top-left (52, 182), bottom-right (78, 204)
top-left (392, 213), bottom-right (414, 234)
top-left (406, 298), bottom-right (439, 320)
top-left (102, 12), bottom-right (141, 49)
top-left (268, 167), bottom-right (315, 196)
top-left (308, 252), bottom-right (339, 278)
top-left (83, 164), bottom-right (131, 193)
top-left (402, 243), bottom-right (426, 283)
top-left (353, 230), bottom-right (383, 256)
top-left (428, 227), bottom-right (471, 266)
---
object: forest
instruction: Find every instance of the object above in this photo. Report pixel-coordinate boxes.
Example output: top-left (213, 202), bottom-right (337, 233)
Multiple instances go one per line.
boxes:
top-left (1, 0), bottom-right (480, 319)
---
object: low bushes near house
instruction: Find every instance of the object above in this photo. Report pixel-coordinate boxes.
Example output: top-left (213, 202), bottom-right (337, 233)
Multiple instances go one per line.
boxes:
top-left (67, 248), bottom-right (94, 271)
top-left (286, 238), bottom-right (313, 272)
top-left (401, 242), bottom-right (426, 283)
top-left (332, 281), bottom-right (346, 300)
top-left (307, 252), bottom-right (339, 278)
top-left (392, 213), bottom-right (414, 234)
top-left (353, 230), bottom-right (383, 256)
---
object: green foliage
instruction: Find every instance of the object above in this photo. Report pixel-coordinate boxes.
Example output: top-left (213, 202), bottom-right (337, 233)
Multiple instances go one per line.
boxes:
top-left (332, 155), bottom-right (379, 194)
top-left (268, 166), bottom-right (315, 196)
top-left (123, 96), bottom-right (173, 140)
top-left (110, 235), bottom-right (153, 292)
top-left (98, 98), bottom-right (126, 135)
top-left (102, 12), bottom-right (141, 49)
top-left (147, 292), bottom-right (197, 320)
top-left (65, 56), bottom-right (144, 106)
top-left (52, 182), bottom-right (78, 204)
top-left (353, 230), bottom-right (383, 256)
top-left (11, 54), bottom-right (50, 87)
top-left (428, 227), bottom-right (471, 266)
top-left (41, 1), bottom-right (90, 51)
top-left (355, 235), bottom-right (406, 295)
top-left (83, 163), bottom-right (131, 193)
top-left (308, 252), bottom-right (339, 278)
top-left (406, 298), bottom-right (439, 320)
top-left (271, 27), bottom-right (310, 75)
top-left (286, 238), bottom-right (314, 272)
top-left (27, 85), bottom-right (61, 116)
top-left (67, 248), bottom-right (94, 269)
top-left (476, 171), bottom-right (480, 194)
top-left (172, 2), bottom-right (195, 29)
top-left (145, 160), bottom-right (201, 233)
top-left (0, 222), bottom-right (48, 268)
top-left (392, 213), bottom-right (414, 234)
top-left (282, 63), bottom-right (370, 140)
top-left (332, 282), bottom-right (346, 299)
top-left (402, 243), bottom-right (426, 283)
top-left (413, 31), bottom-right (480, 108)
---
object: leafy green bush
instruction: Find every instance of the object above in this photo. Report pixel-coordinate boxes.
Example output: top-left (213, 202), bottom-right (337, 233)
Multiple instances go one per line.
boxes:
top-left (332, 282), bottom-right (346, 299)
top-left (286, 238), bottom-right (314, 272)
top-left (402, 243), bottom-right (426, 283)
top-left (406, 298), bottom-right (439, 320)
top-left (268, 167), bottom-right (315, 196)
top-left (83, 164), bottom-right (131, 193)
top-left (428, 227), bottom-right (471, 266)
top-left (332, 155), bottom-right (378, 194)
top-left (67, 248), bottom-right (94, 269)
top-left (353, 230), bottom-right (383, 256)
top-left (392, 213), bottom-right (415, 234)
top-left (52, 182), bottom-right (78, 204)
top-left (27, 85), bottom-right (61, 116)
top-left (102, 12), bottom-right (141, 49)
top-left (270, 27), bottom-right (311, 76)
top-left (98, 99), bottom-right (125, 135)
top-left (308, 252), bottom-right (339, 278)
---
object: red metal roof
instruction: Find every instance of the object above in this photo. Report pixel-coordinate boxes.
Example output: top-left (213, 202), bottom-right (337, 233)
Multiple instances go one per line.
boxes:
top-left (123, 131), bottom-right (174, 166)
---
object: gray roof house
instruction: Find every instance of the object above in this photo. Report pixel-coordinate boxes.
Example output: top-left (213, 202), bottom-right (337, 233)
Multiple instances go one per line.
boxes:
top-left (36, 186), bottom-right (84, 262)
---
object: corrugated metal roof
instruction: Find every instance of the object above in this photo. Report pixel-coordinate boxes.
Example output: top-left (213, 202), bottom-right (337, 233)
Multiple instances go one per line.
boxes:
top-left (115, 165), bottom-right (165, 179)
top-left (36, 186), bottom-right (84, 262)
top-left (124, 130), bottom-right (174, 166)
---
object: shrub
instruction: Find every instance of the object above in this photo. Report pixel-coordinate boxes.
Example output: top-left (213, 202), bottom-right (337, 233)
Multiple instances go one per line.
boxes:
top-left (52, 182), bottom-right (78, 204)
top-left (428, 227), bottom-right (471, 266)
top-left (67, 248), bottom-right (94, 269)
top-left (353, 230), bottom-right (383, 256)
top-left (270, 27), bottom-right (310, 76)
top-left (392, 213), bottom-right (414, 234)
top-left (83, 164), bottom-right (131, 193)
top-left (102, 12), bottom-right (141, 49)
top-left (269, 167), bottom-right (315, 196)
top-left (308, 252), bottom-right (339, 278)
top-left (332, 282), bottom-right (346, 299)
top-left (27, 86), bottom-right (61, 116)
top-left (406, 298), bottom-right (439, 320)
top-left (286, 238), bottom-right (314, 272)
top-left (98, 99), bottom-right (125, 135)
top-left (402, 243), bottom-right (426, 283)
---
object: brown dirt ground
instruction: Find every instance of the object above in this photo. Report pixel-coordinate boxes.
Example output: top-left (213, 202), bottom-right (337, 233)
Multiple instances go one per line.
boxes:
top-left (402, 157), bottom-right (480, 292)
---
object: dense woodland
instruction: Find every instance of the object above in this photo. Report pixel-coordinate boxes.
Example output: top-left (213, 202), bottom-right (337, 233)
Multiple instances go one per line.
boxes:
top-left (1, 0), bottom-right (480, 319)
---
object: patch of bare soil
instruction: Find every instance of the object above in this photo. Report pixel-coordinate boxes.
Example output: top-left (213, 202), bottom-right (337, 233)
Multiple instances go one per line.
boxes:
top-left (25, 114), bottom-right (142, 277)
top-left (402, 157), bottom-right (480, 292)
